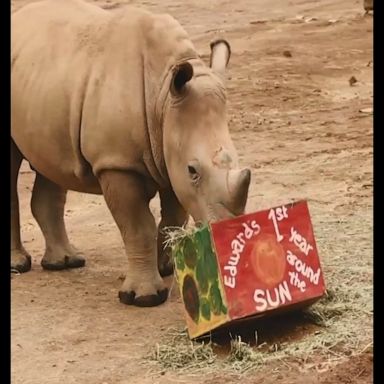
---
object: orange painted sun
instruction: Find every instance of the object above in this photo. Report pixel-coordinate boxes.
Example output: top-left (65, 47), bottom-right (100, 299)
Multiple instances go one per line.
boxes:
top-left (250, 234), bottom-right (286, 288)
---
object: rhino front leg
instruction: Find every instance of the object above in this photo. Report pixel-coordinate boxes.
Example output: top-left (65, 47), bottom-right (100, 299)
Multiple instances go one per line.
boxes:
top-left (157, 189), bottom-right (188, 277)
top-left (99, 170), bottom-right (168, 307)
top-left (11, 140), bottom-right (32, 273)
top-left (31, 173), bottom-right (85, 270)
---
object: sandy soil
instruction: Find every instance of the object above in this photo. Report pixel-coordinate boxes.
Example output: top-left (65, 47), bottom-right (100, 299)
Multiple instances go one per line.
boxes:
top-left (11, 0), bottom-right (373, 383)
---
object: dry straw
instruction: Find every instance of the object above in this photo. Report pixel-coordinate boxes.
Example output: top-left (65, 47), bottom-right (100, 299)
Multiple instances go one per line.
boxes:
top-left (146, 284), bottom-right (372, 375)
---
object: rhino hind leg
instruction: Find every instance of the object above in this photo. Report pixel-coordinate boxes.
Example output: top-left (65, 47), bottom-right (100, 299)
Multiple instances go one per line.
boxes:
top-left (99, 170), bottom-right (168, 307)
top-left (11, 140), bottom-right (32, 273)
top-left (157, 190), bottom-right (188, 277)
top-left (31, 173), bottom-right (85, 270)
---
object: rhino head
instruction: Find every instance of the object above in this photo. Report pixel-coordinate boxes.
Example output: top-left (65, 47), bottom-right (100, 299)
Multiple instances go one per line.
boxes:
top-left (162, 39), bottom-right (251, 223)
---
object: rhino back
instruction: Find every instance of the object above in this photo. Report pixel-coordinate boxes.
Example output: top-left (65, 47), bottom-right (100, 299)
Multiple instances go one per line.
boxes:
top-left (11, 0), bottom-right (198, 192)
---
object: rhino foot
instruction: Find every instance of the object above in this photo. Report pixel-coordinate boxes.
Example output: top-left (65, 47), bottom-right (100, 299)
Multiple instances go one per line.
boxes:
top-left (11, 248), bottom-right (32, 273)
top-left (41, 250), bottom-right (85, 271)
top-left (118, 288), bottom-right (169, 307)
top-left (159, 260), bottom-right (174, 277)
top-left (118, 273), bottom-right (169, 307)
top-left (158, 247), bottom-right (174, 277)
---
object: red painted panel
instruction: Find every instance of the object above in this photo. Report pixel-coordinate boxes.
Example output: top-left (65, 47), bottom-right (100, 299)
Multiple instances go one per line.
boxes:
top-left (210, 201), bottom-right (326, 321)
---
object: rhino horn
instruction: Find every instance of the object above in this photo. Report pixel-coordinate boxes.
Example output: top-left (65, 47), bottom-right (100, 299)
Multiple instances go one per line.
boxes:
top-left (227, 168), bottom-right (251, 214)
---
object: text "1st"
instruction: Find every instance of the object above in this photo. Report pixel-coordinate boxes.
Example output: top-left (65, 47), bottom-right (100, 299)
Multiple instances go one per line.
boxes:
top-left (268, 206), bottom-right (288, 242)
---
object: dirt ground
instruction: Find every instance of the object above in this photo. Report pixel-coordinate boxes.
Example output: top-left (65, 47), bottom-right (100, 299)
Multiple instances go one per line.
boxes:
top-left (11, 0), bottom-right (373, 383)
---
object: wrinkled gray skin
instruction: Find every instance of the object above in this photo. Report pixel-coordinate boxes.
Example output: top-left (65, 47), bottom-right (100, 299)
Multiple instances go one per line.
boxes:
top-left (11, 0), bottom-right (251, 307)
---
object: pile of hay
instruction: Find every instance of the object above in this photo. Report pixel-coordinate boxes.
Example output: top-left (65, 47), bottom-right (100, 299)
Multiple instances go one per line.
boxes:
top-left (146, 283), bottom-right (372, 375)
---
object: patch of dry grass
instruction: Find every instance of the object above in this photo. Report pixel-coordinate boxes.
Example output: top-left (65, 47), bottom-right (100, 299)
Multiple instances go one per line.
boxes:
top-left (224, 336), bottom-right (265, 373)
top-left (161, 225), bottom-right (201, 250)
top-left (146, 328), bottom-right (265, 375)
top-left (147, 328), bottom-right (216, 373)
top-left (146, 282), bottom-right (372, 375)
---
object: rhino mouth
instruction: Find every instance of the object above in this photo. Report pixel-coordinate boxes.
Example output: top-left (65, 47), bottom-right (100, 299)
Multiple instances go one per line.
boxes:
top-left (193, 202), bottom-right (241, 227)
top-left (206, 202), bottom-right (238, 223)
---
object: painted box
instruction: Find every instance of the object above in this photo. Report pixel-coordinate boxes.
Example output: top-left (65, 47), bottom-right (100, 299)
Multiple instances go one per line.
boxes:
top-left (172, 200), bottom-right (326, 339)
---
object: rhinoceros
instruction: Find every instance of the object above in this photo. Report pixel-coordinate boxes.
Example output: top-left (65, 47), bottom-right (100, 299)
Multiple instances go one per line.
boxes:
top-left (11, 0), bottom-right (251, 307)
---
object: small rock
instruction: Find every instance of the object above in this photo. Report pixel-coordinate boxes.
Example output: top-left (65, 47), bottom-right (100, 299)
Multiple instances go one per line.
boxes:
top-left (283, 50), bottom-right (292, 58)
top-left (359, 107), bottom-right (373, 114)
top-left (349, 76), bottom-right (358, 86)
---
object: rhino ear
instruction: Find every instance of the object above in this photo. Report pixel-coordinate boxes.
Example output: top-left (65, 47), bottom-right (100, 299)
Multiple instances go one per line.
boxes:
top-left (210, 39), bottom-right (231, 74)
top-left (171, 62), bottom-right (193, 95)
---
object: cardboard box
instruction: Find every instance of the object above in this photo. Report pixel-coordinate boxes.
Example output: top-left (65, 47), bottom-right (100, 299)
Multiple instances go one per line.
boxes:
top-left (172, 200), bottom-right (326, 339)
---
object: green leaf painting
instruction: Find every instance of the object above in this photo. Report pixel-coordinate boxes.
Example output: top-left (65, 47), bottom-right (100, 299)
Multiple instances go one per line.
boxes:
top-left (173, 226), bottom-right (228, 324)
